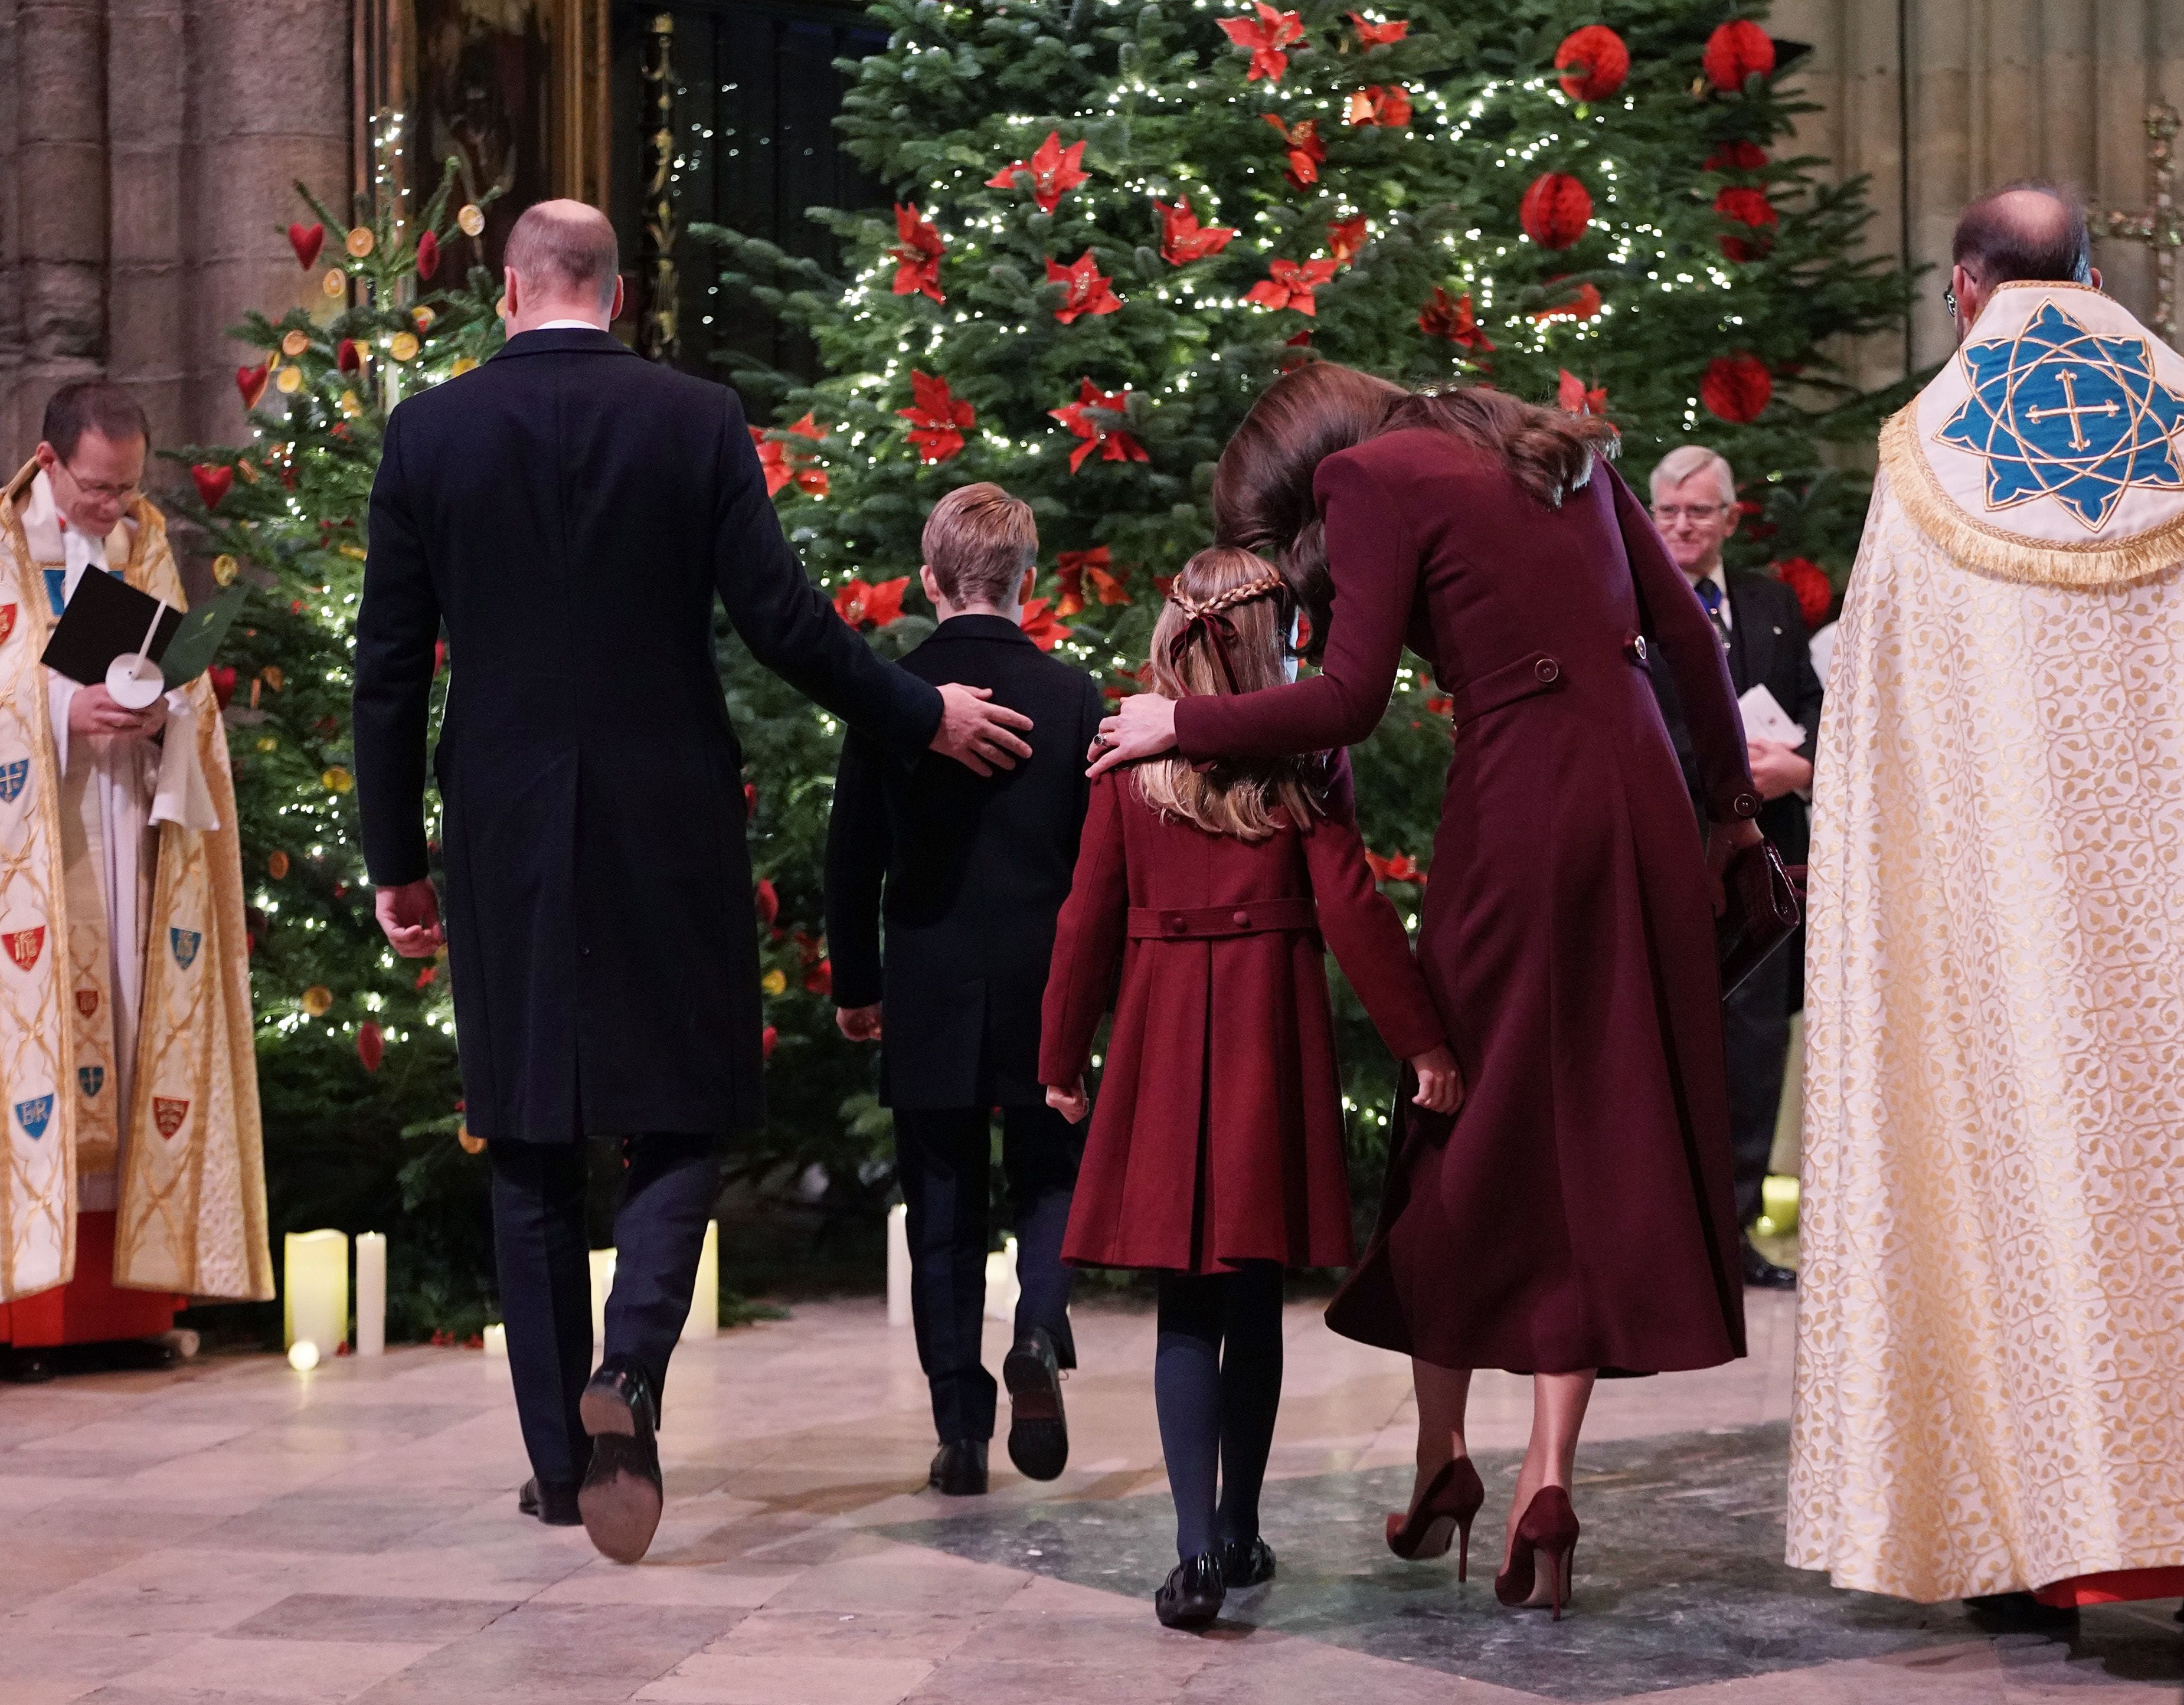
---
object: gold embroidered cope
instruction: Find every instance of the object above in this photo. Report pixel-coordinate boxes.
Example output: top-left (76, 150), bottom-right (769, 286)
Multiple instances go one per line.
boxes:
top-left (0, 460), bottom-right (270, 1303)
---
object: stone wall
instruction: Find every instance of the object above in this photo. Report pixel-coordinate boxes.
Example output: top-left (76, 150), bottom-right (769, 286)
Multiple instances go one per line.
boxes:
top-left (0, 0), bottom-right (349, 479)
top-left (1773, 0), bottom-right (2184, 392)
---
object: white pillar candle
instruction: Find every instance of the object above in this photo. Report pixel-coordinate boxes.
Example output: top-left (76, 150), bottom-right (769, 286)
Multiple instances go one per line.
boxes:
top-left (482, 1322), bottom-right (507, 1359)
top-left (283, 1229), bottom-right (349, 1362)
top-left (983, 1235), bottom-right (1021, 1323)
top-left (354, 1232), bottom-right (386, 1356)
top-left (680, 1220), bottom-right (719, 1342)
top-left (588, 1247), bottom-right (617, 1343)
top-left (887, 1202), bottom-right (911, 1327)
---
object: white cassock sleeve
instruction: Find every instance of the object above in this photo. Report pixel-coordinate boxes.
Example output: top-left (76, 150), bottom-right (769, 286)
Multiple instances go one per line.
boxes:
top-left (151, 689), bottom-right (219, 832)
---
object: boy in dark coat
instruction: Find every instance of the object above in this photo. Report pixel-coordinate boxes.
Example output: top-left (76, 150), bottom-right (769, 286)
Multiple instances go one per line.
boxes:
top-left (826, 483), bottom-right (1104, 1495)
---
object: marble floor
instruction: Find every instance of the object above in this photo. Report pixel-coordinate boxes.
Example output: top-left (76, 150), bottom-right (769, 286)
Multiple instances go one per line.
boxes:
top-left (0, 1291), bottom-right (2176, 1704)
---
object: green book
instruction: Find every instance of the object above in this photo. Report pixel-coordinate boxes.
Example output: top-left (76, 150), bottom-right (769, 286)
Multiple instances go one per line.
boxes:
top-left (156, 581), bottom-right (249, 689)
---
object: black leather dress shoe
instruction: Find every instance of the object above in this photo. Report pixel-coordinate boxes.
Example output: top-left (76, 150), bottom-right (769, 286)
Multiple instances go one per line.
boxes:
top-left (1219, 1534), bottom-right (1276, 1588)
top-left (1964, 1591), bottom-right (2079, 1633)
top-left (1155, 1552), bottom-right (1225, 1629)
top-left (1003, 1328), bottom-right (1068, 1482)
top-left (928, 1439), bottom-right (988, 1496)
top-left (1740, 1237), bottom-right (1797, 1291)
top-left (577, 1357), bottom-right (663, 1563)
top-left (518, 1477), bottom-right (583, 1526)
top-left (3, 1348), bottom-right (54, 1383)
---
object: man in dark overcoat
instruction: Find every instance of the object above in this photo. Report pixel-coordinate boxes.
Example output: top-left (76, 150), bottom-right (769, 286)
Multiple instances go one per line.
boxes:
top-left (825, 484), bottom-right (1105, 1496)
top-left (1644, 444), bottom-right (1824, 1292)
top-left (353, 201), bottom-right (1032, 1562)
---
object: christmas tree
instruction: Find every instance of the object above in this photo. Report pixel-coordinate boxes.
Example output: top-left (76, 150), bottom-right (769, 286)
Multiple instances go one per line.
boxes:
top-left (166, 113), bottom-right (507, 1337)
top-left (695, 0), bottom-right (1910, 1224)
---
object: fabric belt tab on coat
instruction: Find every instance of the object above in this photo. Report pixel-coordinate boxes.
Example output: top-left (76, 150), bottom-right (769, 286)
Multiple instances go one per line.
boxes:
top-left (1127, 898), bottom-right (1320, 940)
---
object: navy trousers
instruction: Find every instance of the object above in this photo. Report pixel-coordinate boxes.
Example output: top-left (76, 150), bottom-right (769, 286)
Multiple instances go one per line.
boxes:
top-left (892, 1102), bottom-right (1082, 1445)
top-left (1722, 942), bottom-right (1792, 1229)
top-left (489, 1134), bottom-right (721, 1488)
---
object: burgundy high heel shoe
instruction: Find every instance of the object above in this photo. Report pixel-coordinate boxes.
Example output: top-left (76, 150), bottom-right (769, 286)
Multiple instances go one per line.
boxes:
top-left (1385, 1457), bottom-right (1487, 1579)
top-left (1493, 1485), bottom-right (1581, 1621)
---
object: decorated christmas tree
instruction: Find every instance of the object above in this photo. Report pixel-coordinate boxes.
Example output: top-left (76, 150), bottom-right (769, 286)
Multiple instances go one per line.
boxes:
top-left (166, 113), bottom-right (507, 1336)
top-left (697, 0), bottom-right (1911, 1220)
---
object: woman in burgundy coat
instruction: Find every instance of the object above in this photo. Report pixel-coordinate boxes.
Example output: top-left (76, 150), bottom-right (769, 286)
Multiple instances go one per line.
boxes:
top-left (1091, 365), bottom-right (1763, 1619)
top-left (1042, 545), bottom-right (1459, 1630)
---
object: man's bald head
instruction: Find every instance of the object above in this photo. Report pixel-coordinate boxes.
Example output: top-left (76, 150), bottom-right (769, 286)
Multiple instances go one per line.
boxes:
top-left (504, 199), bottom-right (620, 318)
top-left (1952, 183), bottom-right (2093, 289)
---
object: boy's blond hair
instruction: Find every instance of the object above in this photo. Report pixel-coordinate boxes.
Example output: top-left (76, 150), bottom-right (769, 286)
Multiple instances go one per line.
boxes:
top-left (922, 483), bottom-right (1037, 607)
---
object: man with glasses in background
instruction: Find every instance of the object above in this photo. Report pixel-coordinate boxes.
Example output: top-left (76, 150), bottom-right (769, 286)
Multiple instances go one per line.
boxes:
top-left (1645, 444), bottom-right (1822, 1292)
top-left (0, 381), bottom-right (269, 1379)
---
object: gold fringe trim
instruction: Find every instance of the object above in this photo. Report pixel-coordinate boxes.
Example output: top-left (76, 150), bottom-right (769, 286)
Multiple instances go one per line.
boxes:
top-left (1881, 407), bottom-right (2184, 590)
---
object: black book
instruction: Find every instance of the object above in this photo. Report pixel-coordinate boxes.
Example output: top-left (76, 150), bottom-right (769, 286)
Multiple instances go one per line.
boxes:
top-left (39, 567), bottom-right (244, 691)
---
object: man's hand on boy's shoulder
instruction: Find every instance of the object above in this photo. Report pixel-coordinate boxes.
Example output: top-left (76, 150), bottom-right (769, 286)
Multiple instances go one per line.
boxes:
top-left (836, 1004), bottom-right (883, 1042)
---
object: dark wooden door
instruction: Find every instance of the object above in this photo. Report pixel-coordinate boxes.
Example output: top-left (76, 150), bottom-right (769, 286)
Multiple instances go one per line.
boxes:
top-left (611, 0), bottom-right (887, 404)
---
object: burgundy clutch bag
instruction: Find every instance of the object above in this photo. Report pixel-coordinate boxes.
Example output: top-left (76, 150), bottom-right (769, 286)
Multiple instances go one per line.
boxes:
top-left (1717, 839), bottom-right (1802, 1000)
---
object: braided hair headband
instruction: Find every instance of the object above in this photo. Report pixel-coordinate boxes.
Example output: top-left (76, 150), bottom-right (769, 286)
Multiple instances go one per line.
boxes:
top-left (1165, 572), bottom-right (1286, 695)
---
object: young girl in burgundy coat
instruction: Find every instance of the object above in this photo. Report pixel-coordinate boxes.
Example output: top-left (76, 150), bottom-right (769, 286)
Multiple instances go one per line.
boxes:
top-left (1041, 545), bottom-right (1461, 1630)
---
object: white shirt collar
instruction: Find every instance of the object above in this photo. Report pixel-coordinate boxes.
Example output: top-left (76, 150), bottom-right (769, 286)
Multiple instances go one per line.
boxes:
top-left (532, 319), bottom-right (610, 332)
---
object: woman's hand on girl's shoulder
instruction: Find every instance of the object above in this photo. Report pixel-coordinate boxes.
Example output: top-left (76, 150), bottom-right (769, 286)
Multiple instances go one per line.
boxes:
top-left (1087, 692), bottom-right (1178, 778)
top-left (1408, 1046), bottom-right (1464, 1115)
top-left (1046, 1078), bottom-right (1091, 1124)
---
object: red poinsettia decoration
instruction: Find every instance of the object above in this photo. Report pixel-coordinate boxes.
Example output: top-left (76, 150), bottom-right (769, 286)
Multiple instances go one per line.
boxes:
top-left (1365, 849), bottom-right (1426, 885)
top-left (1347, 84), bottom-right (1412, 127)
top-left (891, 204), bottom-right (946, 303)
top-left (898, 371), bottom-right (976, 463)
top-left (1245, 257), bottom-right (1339, 316)
top-left (1158, 198), bottom-right (1237, 266)
top-left (1328, 215), bottom-right (1371, 266)
top-left (1704, 19), bottom-right (1775, 91)
top-left (1771, 557), bottom-right (1834, 631)
top-left (1053, 545), bottom-right (1104, 615)
top-left (1554, 24), bottom-right (1630, 102)
top-left (1531, 277), bottom-right (1603, 323)
top-left (1705, 139), bottom-right (1770, 174)
top-left (1701, 352), bottom-right (1772, 423)
top-left (1050, 379), bottom-right (1149, 473)
top-left (752, 414), bottom-right (829, 498)
top-left (1349, 12), bottom-right (1408, 46)
top-left (833, 577), bottom-right (911, 629)
top-left (1018, 597), bottom-right (1074, 651)
top-left (1557, 369), bottom-right (1609, 417)
top-left (1219, 1), bottom-right (1306, 83)
top-left (1045, 250), bottom-right (1123, 323)
top-left (1520, 172), bottom-right (1593, 249)
top-left (1714, 186), bottom-right (1779, 261)
top-left (987, 132), bottom-right (1091, 213)
top-left (1263, 115), bottom-right (1326, 189)
top-left (1418, 286), bottom-right (1493, 353)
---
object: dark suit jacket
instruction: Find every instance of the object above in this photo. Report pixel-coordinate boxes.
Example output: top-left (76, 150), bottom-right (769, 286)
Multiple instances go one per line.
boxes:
top-left (824, 614), bottom-right (1104, 1110)
top-left (1651, 569), bottom-right (1824, 864)
top-left (353, 328), bottom-right (943, 1143)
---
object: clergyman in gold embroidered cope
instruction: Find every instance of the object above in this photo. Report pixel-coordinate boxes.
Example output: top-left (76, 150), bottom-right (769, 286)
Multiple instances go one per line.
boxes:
top-left (0, 457), bottom-right (270, 1305)
top-left (1789, 280), bottom-right (2184, 1602)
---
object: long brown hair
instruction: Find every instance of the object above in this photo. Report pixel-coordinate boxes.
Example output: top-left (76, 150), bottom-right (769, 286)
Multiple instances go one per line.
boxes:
top-left (1211, 361), bottom-right (1618, 659)
top-left (1136, 546), bottom-right (1326, 842)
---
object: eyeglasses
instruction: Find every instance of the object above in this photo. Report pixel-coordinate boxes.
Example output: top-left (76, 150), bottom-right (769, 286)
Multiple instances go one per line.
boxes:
top-left (1943, 285), bottom-right (1959, 319)
top-left (1651, 503), bottom-right (1732, 524)
top-left (59, 462), bottom-right (141, 504)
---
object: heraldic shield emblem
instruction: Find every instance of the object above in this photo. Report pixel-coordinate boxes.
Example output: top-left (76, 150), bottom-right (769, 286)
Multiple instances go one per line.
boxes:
top-left (15, 1095), bottom-right (52, 1140)
top-left (4, 925), bottom-right (45, 971)
top-left (79, 1065), bottom-right (103, 1099)
top-left (76, 987), bottom-right (98, 1017)
top-left (42, 568), bottom-right (66, 617)
top-left (0, 759), bottom-right (26, 804)
top-left (152, 1097), bottom-right (188, 1139)
top-left (169, 927), bottom-right (202, 971)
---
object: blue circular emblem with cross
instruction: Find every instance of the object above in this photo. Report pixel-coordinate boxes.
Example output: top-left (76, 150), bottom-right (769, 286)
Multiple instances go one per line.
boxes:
top-left (1936, 299), bottom-right (2184, 532)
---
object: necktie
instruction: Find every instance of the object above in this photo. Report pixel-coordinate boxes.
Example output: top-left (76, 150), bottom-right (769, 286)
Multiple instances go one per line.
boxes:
top-left (1695, 577), bottom-right (1731, 650)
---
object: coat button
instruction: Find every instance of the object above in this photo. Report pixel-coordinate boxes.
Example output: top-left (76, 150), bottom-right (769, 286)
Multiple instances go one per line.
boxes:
top-left (1627, 636), bottom-right (1648, 664)
top-left (1232, 909), bottom-right (1251, 928)
top-left (1166, 914), bottom-right (1186, 934)
top-left (1733, 791), bottom-right (1761, 819)
top-left (1535, 656), bottom-right (1561, 683)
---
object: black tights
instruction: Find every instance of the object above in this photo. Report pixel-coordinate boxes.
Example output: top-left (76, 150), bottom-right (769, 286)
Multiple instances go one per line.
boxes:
top-left (1154, 1264), bottom-right (1284, 1562)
